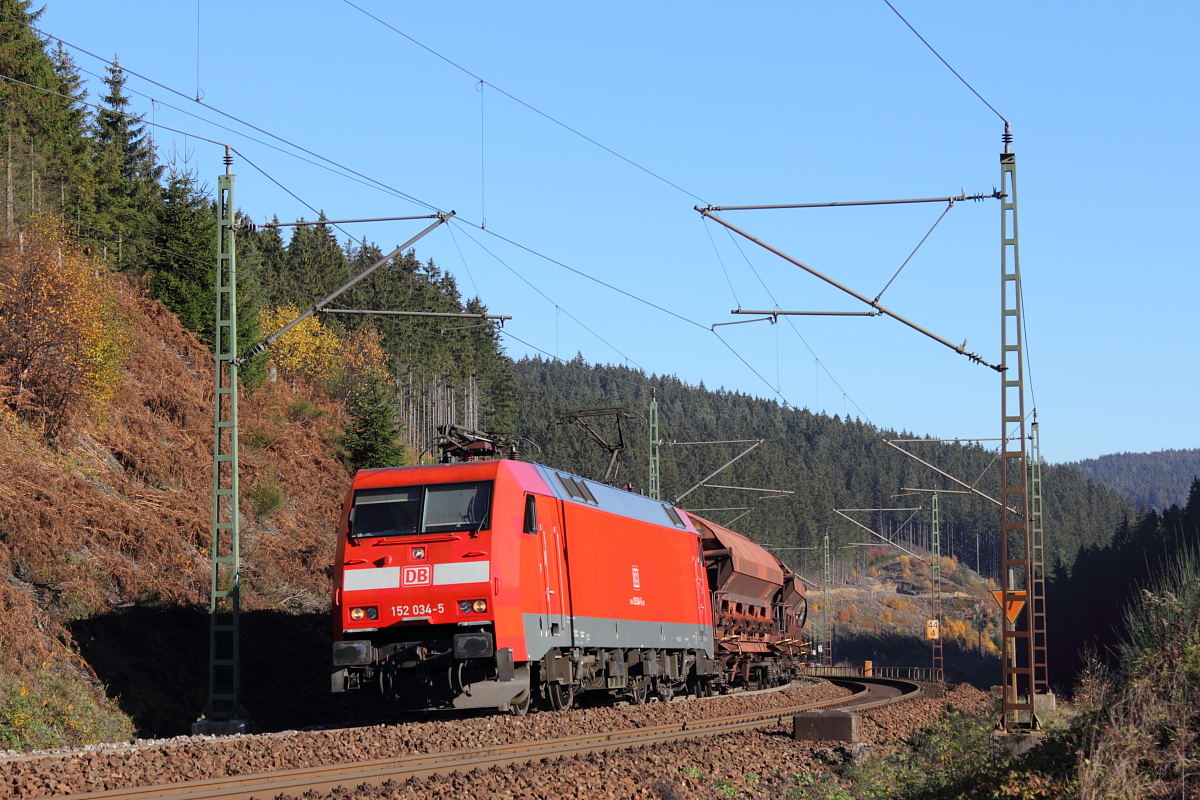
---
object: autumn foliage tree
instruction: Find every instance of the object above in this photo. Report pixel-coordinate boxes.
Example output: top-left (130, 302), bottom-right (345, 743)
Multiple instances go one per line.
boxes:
top-left (0, 216), bottom-right (130, 442)
top-left (258, 302), bottom-right (389, 398)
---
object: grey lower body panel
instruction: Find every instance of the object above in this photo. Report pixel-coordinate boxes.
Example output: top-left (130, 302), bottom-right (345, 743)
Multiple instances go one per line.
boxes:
top-left (523, 613), bottom-right (713, 660)
top-left (522, 612), bottom-right (574, 661)
top-left (451, 665), bottom-right (530, 710)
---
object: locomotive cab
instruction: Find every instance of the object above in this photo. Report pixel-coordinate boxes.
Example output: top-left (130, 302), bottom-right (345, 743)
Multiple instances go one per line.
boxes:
top-left (332, 463), bottom-right (532, 711)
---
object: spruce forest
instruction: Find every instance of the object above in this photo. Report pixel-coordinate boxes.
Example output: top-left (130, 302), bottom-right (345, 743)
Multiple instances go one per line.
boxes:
top-left (0, 2), bottom-right (1198, 792)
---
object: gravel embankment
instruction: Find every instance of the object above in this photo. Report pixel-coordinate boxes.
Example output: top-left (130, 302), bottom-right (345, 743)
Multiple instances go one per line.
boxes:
top-left (264, 683), bottom-right (993, 800)
top-left (0, 680), bottom-right (852, 798)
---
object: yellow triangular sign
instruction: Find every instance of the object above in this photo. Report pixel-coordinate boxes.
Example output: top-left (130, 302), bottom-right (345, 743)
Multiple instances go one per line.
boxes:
top-left (991, 590), bottom-right (1027, 625)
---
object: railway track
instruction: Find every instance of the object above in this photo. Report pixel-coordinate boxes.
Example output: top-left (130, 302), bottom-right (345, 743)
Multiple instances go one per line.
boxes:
top-left (55, 678), bottom-right (919, 800)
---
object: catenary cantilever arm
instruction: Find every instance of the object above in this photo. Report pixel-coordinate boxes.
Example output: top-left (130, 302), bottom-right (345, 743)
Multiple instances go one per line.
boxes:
top-left (238, 211), bottom-right (454, 363)
top-left (696, 207), bottom-right (1001, 372)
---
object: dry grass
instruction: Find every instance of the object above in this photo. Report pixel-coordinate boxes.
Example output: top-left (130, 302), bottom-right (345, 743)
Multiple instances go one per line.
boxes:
top-left (1077, 588), bottom-right (1200, 799)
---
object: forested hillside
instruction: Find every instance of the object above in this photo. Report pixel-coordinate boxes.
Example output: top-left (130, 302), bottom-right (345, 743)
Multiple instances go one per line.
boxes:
top-left (0, 0), bottom-right (514, 463)
top-left (0, 0), bottom-right (513, 747)
top-left (1065, 448), bottom-right (1200, 510)
top-left (511, 358), bottom-right (1133, 579)
top-left (1046, 479), bottom-right (1200, 688)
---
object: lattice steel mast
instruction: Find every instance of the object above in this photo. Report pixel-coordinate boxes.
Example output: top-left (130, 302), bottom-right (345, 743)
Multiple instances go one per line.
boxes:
top-left (822, 533), bottom-right (832, 667)
top-left (648, 389), bottom-right (661, 500)
top-left (1029, 417), bottom-right (1048, 693)
top-left (197, 148), bottom-right (247, 731)
top-left (931, 492), bottom-right (943, 681)
top-left (998, 124), bottom-right (1037, 730)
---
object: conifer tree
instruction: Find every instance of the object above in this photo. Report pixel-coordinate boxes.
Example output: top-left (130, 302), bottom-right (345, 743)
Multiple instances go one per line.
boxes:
top-left (249, 218), bottom-right (288, 303)
top-left (46, 41), bottom-right (90, 188)
top-left (343, 371), bottom-right (405, 471)
top-left (0, 1), bottom-right (90, 221)
top-left (88, 59), bottom-right (161, 269)
top-left (147, 168), bottom-right (215, 337)
top-left (285, 217), bottom-right (344, 296)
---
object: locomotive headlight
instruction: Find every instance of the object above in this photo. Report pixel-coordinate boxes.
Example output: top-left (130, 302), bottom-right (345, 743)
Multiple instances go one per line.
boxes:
top-left (472, 599), bottom-right (488, 613)
top-left (350, 607), bottom-right (365, 621)
top-left (458, 600), bottom-right (472, 613)
top-left (366, 607), bottom-right (378, 620)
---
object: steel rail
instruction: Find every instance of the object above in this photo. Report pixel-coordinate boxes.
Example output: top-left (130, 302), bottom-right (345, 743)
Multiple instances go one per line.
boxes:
top-left (57, 680), bottom-right (918, 800)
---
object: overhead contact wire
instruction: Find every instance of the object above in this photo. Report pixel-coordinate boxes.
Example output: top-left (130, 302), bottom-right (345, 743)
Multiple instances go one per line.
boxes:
top-left (4, 14), bottom-right (441, 212)
top-left (450, 221), bottom-right (644, 370)
top-left (459, 220), bottom-right (709, 332)
top-left (710, 330), bottom-right (792, 408)
top-left (879, 4), bottom-right (1038, 409)
top-left (0, 73), bottom-right (226, 147)
top-left (232, 148), bottom-right (369, 249)
top-left (67, 62), bottom-right (415, 204)
top-left (445, 223), bottom-right (482, 299)
top-left (495, 329), bottom-right (648, 391)
top-left (339, 0), bottom-right (709, 204)
top-left (16, 12), bottom-right (801, 409)
top-left (0, 197), bottom-right (330, 307)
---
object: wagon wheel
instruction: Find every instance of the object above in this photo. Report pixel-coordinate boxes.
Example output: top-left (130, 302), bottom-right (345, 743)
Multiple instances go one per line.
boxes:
top-left (507, 689), bottom-right (532, 717)
top-left (547, 681), bottom-right (574, 711)
top-left (628, 679), bottom-right (649, 705)
top-left (656, 680), bottom-right (675, 703)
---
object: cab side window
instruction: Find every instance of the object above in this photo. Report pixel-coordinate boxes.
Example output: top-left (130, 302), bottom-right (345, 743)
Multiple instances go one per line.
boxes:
top-left (523, 494), bottom-right (538, 534)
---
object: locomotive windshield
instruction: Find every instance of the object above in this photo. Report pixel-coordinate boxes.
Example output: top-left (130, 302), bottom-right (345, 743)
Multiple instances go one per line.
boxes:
top-left (423, 482), bottom-right (492, 533)
top-left (350, 481), bottom-right (492, 539)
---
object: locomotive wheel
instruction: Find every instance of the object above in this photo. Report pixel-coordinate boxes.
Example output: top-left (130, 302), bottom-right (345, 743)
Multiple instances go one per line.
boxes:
top-left (628, 679), bottom-right (649, 705)
top-left (547, 681), bottom-right (574, 711)
top-left (507, 689), bottom-right (532, 717)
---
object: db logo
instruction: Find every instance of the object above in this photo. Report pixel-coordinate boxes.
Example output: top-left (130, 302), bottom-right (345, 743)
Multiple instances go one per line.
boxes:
top-left (402, 566), bottom-right (432, 586)
top-left (631, 566), bottom-right (640, 589)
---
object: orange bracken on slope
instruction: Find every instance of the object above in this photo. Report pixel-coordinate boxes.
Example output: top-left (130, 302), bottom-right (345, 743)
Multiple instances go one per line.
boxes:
top-left (0, 231), bottom-right (355, 735)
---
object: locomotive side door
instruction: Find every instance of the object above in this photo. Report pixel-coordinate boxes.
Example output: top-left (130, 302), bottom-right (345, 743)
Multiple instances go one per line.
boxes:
top-left (532, 493), bottom-right (571, 645)
top-left (693, 537), bottom-right (711, 647)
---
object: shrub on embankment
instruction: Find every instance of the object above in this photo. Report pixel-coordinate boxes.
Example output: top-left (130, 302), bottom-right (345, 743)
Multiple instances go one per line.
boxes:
top-left (1074, 549), bottom-right (1200, 799)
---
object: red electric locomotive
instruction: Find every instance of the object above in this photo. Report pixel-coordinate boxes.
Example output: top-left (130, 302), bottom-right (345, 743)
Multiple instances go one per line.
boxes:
top-left (331, 459), bottom-right (807, 713)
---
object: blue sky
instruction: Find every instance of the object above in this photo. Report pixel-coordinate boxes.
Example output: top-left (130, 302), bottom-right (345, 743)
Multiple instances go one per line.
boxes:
top-left (41, 1), bottom-right (1199, 463)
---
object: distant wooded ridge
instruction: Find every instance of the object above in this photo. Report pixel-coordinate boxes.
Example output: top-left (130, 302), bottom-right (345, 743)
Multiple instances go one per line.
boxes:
top-left (1064, 448), bottom-right (1200, 511)
top-left (511, 357), bottom-right (1134, 580)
